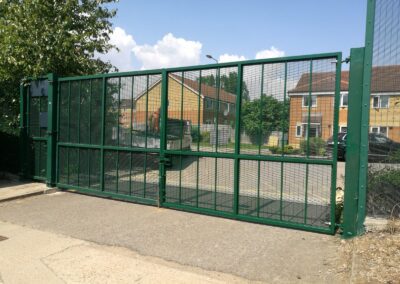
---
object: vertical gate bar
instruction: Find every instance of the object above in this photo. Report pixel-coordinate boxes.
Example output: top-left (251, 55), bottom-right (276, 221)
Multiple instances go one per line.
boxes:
top-left (214, 67), bottom-right (221, 210)
top-left (19, 81), bottom-right (27, 178)
top-left (67, 81), bottom-right (71, 184)
top-left (88, 80), bottom-right (92, 188)
top-left (116, 77), bottom-right (121, 194)
top-left (179, 72), bottom-right (184, 203)
top-left (56, 81), bottom-right (61, 184)
top-left (215, 68), bottom-right (220, 152)
top-left (304, 60), bottom-right (313, 224)
top-left (89, 80), bottom-right (92, 145)
top-left (100, 77), bottom-right (106, 191)
top-left (257, 64), bottom-right (265, 217)
top-left (159, 70), bottom-right (168, 205)
top-left (214, 157), bottom-right (217, 210)
top-left (180, 72), bottom-right (184, 150)
top-left (116, 150), bottom-right (119, 193)
top-left (179, 155), bottom-right (182, 204)
top-left (279, 62), bottom-right (288, 220)
top-left (233, 63), bottom-right (243, 214)
top-left (143, 75), bottom-right (149, 197)
top-left (117, 77), bottom-right (121, 147)
top-left (77, 81), bottom-right (81, 187)
top-left (129, 76), bottom-right (134, 196)
top-left (196, 156), bottom-right (199, 207)
top-left (26, 84), bottom-right (32, 177)
top-left (68, 81), bottom-right (71, 142)
top-left (330, 53), bottom-right (342, 233)
top-left (259, 64), bottom-right (265, 155)
top-left (197, 71), bottom-right (202, 152)
top-left (46, 73), bottom-right (58, 186)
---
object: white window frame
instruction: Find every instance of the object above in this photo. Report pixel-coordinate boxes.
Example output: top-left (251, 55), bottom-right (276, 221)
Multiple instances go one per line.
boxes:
top-left (302, 95), bottom-right (317, 108)
top-left (372, 95), bottom-right (389, 109)
top-left (295, 124), bottom-right (302, 137)
top-left (370, 126), bottom-right (389, 137)
top-left (340, 93), bottom-right (348, 107)
top-left (301, 123), bottom-right (321, 138)
top-left (339, 125), bottom-right (348, 133)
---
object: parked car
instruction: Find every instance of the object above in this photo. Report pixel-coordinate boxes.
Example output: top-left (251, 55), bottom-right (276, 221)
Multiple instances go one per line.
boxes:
top-left (326, 132), bottom-right (400, 162)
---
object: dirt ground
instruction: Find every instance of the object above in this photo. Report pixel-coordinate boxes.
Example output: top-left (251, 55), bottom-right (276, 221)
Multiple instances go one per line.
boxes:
top-left (336, 219), bottom-right (400, 283)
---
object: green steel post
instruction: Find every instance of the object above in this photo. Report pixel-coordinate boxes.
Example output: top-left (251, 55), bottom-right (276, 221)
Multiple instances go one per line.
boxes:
top-left (357, 0), bottom-right (375, 233)
top-left (46, 73), bottom-right (58, 187)
top-left (342, 48), bottom-right (366, 238)
top-left (233, 63), bottom-right (243, 214)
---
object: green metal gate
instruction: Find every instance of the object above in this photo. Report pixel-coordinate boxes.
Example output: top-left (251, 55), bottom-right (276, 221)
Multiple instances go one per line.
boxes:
top-left (22, 77), bottom-right (49, 181)
top-left (23, 52), bottom-right (342, 234)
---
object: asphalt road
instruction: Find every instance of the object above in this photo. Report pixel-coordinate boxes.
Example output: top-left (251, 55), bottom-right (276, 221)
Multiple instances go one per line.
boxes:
top-left (0, 192), bottom-right (345, 283)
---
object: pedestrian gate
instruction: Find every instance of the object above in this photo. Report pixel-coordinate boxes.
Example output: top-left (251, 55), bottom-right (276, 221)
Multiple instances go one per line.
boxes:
top-left (21, 53), bottom-right (342, 234)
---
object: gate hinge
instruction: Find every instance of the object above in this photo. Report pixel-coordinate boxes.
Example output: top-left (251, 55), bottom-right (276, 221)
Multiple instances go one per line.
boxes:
top-left (342, 57), bottom-right (351, 64)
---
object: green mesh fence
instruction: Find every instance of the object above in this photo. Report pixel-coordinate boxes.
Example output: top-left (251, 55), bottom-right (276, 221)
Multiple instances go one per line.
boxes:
top-left (367, 0), bottom-right (400, 218)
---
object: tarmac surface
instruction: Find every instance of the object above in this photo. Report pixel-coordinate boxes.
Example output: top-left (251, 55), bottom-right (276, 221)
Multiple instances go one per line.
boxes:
top-left (0, 190), bottom-right (346, 283)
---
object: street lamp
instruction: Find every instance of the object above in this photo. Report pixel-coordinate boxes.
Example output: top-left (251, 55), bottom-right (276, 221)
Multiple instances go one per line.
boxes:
top-left (206, 54), bottom-right (218, 63)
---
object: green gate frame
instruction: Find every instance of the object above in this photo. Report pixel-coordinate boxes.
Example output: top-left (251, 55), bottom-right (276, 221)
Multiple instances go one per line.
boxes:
top-left (19, 52), bottom-right (342, 235)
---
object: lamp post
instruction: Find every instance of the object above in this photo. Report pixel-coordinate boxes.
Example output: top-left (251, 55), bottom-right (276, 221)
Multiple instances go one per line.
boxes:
top-left (206, 54), bottom-right (218, 63)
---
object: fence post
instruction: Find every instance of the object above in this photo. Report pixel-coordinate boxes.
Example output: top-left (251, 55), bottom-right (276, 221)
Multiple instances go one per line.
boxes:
top-left (342, 48), bottom-right (366, 238)
top-left (342, 0), bottom-right (375, 238)
top-left (46, 73), bottom-right (58, 187)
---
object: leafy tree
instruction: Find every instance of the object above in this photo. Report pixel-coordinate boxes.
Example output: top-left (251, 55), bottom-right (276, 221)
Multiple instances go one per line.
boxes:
top-left (241, 94), bottom-right (289, 145)
top-left (201, 72), bottom-right (250, 101)
top-left (0, 0), bottom-right (118, 134)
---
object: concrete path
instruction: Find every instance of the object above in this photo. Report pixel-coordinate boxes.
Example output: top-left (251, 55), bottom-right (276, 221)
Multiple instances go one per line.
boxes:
top-left (0, 221), bottom-right (249, 284)
top-left (0, 181), bottom-right (48, 203)
top-left (0, 191), bottom-right (347, 283)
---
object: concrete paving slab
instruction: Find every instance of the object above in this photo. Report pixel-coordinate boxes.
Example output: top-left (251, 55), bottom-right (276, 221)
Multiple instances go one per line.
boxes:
top-left (0, 221), bottom-right (250, 284)
top-left (0, 181), bottom-right (48, 203)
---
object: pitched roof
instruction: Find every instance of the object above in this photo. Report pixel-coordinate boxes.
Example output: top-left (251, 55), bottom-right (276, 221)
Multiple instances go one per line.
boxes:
top-left (169, 74), bottom-right (237, 104)
top-left (288, 65), bottom-right (400, 94)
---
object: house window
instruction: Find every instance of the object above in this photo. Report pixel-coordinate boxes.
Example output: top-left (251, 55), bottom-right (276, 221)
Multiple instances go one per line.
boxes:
top-left (371, 126), bottom-right (388, 137)
top-left (296, 124), bottom-right (302, 137)
top-left (339, 126), bottom-right (348, 133)
top-left (302, 95), bottom-right (317, 107)
top-left (302, 123), bottom-right (321, 138)
top-left (340, 93), bottom-right (348, 107)
top-left (372, 96), bottom-right (389, 108)
top-left (205, 98), bottom-right (214, 110)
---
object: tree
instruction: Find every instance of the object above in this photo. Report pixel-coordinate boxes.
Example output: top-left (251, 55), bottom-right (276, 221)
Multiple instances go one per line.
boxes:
top-left (241, 94), bottom-right (289, 145)
top-left (201, 72), bottom-right (250, 101)
top-left (0, 0), bottom-right (118, 134)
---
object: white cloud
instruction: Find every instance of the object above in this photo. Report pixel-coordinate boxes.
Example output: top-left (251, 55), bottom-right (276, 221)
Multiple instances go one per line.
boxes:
top-left (218, 53), bottom-right (246, 63)
top-left (96, 27), bottom-right (136, 72)
top-left (255, 46), bottom-right (285, 59)
top-left (132, 33), bottom-right (202, 69)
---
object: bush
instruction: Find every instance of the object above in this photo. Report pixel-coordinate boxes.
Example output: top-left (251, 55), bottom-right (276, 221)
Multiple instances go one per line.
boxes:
top-left (368, 168), bottom-right (400, 217)
top-left (268, 145), bottom-right (301, 155)
top-left (300, 137), bottom-right (326, 156)
top-left (200, 131), bottom-right (210, 143)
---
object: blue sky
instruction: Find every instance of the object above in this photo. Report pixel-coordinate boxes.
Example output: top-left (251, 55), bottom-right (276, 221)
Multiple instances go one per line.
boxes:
top-left (100, 0), bottom-right (368, 71)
